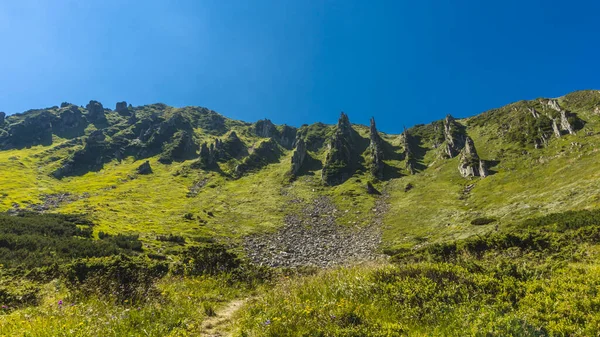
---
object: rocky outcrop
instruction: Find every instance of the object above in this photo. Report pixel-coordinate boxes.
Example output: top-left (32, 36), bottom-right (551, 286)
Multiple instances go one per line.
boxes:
top-left (136, 160), bottom-right (153, 174)
top-left (458, 137), bottom-right (487, 178)
top-left (53, 105), bottom-right (87, 136)
top-left (158, 130), bottom-right (199, 164)
top-left (235, 139), bottom-right (281, 177)
top-left (528, 107), bottom-right (540, 119)
top-left (560, 111), bottom-right (575, 135)
top-left (1, 111), bottom-right (54, 149)
top-left (85, 100), bottom-right (106, 123)
top-left (278, 125), bottom-right (297, 149)
top-left (369, 117), bottom-right (384, 179)
top-left (289, 138), bottom-right (307, 176)
top-left (552, 119), bottom-right (562, 138)
top-left (545, 99), bottom-right (576, 137)
top-left (0, 111), bottom-right (5, 125)
top-left (53, 130), bottom-right (108, 178)
top-left (254, 119), bottom-right (278, 138)
top-left (322, 112), bottom-right (355, 185)
top-left (443, 115), bottom-right (466, 158)
top-left (193, 131), bottom-right (246, 169)
top-left (115, 101), bottom-right (129, 115)
top-left (253, 119), bottom-right (297, 149)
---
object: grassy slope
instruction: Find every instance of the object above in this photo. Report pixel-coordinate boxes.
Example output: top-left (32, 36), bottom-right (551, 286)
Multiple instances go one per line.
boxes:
top-left (2, 90), bottom-right (600, 336)
top-left (2, 91), bottom-right (600, 255)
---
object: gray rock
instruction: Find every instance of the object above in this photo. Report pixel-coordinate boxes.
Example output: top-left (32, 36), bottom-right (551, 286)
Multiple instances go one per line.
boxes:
top-left (290, 138), bottom-right (307, 176)
top-left (458, 137), bottom-right (487, 178)
top-left (560, 110), bottom-right (575, 135)
top-left (136, 160), bottom-right (153, 174)
top-left (243, 196), bottom-right (385, 268)
top-left (443, 114), bottom-right (466, 158)
top-left (552, 119), bottom-right (562, 138)
top-left (254, 119), bottom-right (278, 138)
top-left (366, 181), bottom-right (379, 194)
top-left (85, 100), bottom-right (106, 122)
top-left (115, 101), bottom-right (129, 114)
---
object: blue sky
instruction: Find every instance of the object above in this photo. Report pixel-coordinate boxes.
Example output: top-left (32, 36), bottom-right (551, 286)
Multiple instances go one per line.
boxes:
top-left (1, 0), bottom-right (599, 133)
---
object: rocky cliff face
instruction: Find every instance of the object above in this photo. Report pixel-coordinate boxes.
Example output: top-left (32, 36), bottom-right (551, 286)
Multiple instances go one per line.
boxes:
top-left (254, 119), bottom-right (278, 138)
top-left (53, 105), bottom-right (87, 137)
top-left (458, 137), bottom-right (487, 178)
top-left (1, 111), bottom-right (54, 149)
top-left (278, 125), bottom-right (297, 149)
top-left (369, 117), bottom-right (384, 179)
top-left (253, 119), bottom-right (297, 149)
top-left (322, 112), bottom-right (355, 185)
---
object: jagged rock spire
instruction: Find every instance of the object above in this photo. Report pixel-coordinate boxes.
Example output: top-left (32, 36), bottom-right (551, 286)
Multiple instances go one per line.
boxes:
top-left (443, 114), bottom-right (466, 158)
top-left (369, 117), bottom-right (384, 179)
top-left (322, 112), bottom-right (355, 185)
top-left (290, 138), bottom-right (307, 176)
top-left (545, 99), bottom-right (576, 137)
top-left (458, 137), bottom-right (487, 178)
top-left (254, 119), bottom-right (278, 138)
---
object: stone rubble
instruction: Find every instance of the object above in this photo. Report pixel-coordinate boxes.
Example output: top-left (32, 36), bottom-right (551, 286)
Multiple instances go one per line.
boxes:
top-left (243, 196), bottom-right (384, 268)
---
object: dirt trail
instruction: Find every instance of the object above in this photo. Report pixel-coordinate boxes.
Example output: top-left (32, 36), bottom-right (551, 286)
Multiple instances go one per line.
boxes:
top-left (200, 298), bottom-right (248, 337)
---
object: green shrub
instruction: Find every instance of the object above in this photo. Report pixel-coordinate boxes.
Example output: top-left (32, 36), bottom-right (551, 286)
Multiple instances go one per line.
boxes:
top-left (62, 254), bottom-right (168, 304)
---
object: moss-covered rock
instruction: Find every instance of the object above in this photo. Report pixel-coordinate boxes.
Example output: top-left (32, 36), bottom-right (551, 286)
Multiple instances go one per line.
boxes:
top-left (322, 112), bottom-right (356, 185)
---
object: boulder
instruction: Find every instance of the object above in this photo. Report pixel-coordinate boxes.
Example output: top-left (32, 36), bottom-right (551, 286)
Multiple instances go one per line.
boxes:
top-left (136, 161), bottom-right (153, 174)
top-left (366, 181), bottom-right (379, 195)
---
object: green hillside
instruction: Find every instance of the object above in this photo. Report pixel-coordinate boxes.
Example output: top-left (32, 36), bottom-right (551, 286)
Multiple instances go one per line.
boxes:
top-left (2, 90), bottom-right (600, 336)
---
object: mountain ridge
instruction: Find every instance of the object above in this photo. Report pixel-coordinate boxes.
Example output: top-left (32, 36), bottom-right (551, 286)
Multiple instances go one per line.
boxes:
top-left (1, 89), bottom-right (600, 254)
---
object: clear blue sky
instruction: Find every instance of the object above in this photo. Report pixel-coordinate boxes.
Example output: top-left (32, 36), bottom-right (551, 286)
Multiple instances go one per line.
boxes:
top-left (1, 0), bottom-right (599, 133)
